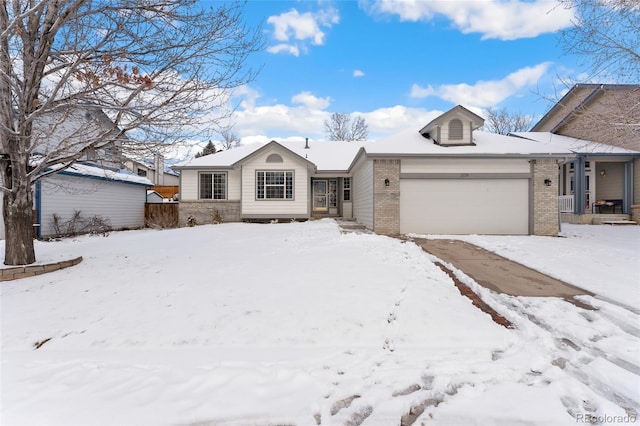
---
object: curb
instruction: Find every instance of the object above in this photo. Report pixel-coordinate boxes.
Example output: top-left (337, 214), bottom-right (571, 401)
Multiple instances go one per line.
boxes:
top-left (0, 257), bottom-right (83, 282)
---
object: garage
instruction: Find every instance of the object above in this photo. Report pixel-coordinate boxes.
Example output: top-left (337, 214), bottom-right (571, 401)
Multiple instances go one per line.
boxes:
top-left (399, 178), bottom-right (530, 235)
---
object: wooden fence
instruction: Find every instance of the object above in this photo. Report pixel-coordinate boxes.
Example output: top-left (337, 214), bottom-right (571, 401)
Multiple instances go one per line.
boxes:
top-left (145, 203), bottom-right (179, 228)
top-left (151, 185), bottom-right (179, 199)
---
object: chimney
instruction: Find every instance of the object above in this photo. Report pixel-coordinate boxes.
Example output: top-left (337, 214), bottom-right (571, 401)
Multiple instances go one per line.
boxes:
top-left (304, 137), bottom-right (309, 149)
top-left (153, 153), bottom-right (164, 185)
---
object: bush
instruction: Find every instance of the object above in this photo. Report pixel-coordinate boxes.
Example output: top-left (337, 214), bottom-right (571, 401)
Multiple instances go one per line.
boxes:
top-left (212, 210), bottom-right (224, 224)
top-left (51, 211), bottom-right (112, 238)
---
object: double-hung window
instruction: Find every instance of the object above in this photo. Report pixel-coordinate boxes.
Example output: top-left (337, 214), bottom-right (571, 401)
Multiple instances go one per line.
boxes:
top-left (199, 172), bottom-right (227, 200)
top-left (343, 177), bottom-right (351, 201)
top-left (256, 171), bottom-right (294, 200)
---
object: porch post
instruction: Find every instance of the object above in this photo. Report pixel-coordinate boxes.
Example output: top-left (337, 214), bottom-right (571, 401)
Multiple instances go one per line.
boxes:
top-left (623, 161), bottom-right (633, 214)
top-left (575, 157), bottom-right (585, 215)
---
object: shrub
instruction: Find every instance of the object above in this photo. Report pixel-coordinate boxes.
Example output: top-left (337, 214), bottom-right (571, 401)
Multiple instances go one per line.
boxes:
top-left (212, 210), bottom-right (224, 224)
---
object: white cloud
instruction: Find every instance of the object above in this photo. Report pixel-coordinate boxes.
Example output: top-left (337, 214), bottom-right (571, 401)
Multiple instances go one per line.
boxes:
top-left (226, 85), bottom-right (443, 141)
top-left (361, 106), bottom-right (442, 136)
top-left (362, 0), bottom-right (574, 40)
top-left (267, 7), bottom-right (340, 55)
top-left (411, 62), bottom-right (552, 108)
top-left (291, 91), bottom-right (331, 110)
top-left (266, 43), bottom-right (300, 57)
top-left (353, 69), bottom-right (365, 77)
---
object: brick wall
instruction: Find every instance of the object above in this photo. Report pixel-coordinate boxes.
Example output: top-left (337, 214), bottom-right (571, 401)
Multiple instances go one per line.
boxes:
top-left (0, 256), bottom-right (82, 281)
top-left (178, 200), bottom-right (241, 226)
top-left (631, 205), bottom-right (640, 224)
top-left (373, 159), bottom-right (400, 235)
top-left (531, 159), bottom-right (560, 236)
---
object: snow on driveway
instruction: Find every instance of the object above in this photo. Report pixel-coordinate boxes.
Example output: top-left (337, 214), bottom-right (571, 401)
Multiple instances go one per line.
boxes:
top-left (1, 220), bottom-right (638, 425)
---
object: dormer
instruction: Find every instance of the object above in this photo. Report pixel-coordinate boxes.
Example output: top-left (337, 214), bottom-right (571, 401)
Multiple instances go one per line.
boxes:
top-left (419, 105), bottom-right (484, 146)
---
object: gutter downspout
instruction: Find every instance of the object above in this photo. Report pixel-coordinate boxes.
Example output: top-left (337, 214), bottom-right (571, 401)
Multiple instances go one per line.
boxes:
top-left (34, 181), bottom-right (42, 239)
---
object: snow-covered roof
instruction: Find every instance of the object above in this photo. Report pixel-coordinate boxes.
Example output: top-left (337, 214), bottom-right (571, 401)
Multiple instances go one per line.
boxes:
top-left (512, 132), bottom-right (640, 155)
top-left (178, 143), bottom-right (265, 168)
top-left (176, 140), bottom-right (366, 172)
top-left (281, 140), bottom-right (366, 171)
top-left (366, 129), bottom-right (574, 156)
top-left (49, 163), bottom-right (153, 186)
top-left (175, 128), bottom-right (640, 174)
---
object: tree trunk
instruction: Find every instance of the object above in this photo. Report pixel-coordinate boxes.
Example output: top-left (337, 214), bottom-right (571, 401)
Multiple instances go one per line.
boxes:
top-left (3, 195), bottom-right (35, 266)
top-left (2, 159), bottom-right (36, 266)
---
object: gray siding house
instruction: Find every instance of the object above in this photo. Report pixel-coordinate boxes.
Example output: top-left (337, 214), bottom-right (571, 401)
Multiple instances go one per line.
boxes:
top-left (34, 164), bottom-right (151, 238)
top-left (176, 106), bottom-right (586, 236)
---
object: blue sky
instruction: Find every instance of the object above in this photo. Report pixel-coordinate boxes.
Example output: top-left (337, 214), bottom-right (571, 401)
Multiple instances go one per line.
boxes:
top-left (201, 0), bottom-right (586, 145)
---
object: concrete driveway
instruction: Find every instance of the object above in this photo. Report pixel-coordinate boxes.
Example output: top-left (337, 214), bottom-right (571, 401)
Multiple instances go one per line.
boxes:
top-left (413, 238), bottom-right (594, 308)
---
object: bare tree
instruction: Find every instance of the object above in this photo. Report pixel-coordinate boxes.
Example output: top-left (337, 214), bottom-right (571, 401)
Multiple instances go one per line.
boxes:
top-left (219, 128), bottom-right (241, 150)
top-left (483, 107), bottom-right (534, 135)
top-left (558, 0), bottom-right (639, 82)
top-left (0, 0), bottom-right (263, 265)
top-left (324, 112), bottom-right (368, 141)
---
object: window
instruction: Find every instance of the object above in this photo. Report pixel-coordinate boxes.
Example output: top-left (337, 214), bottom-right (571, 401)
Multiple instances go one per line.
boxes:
top-left (266, 153), bottom-right (283, 163)
top-left (343, 177), bottom-right (351, 201)
top-left (256, 171), bottom-right (293, 200)
top-left (137, 168), bottom-right (147, 177)
top-left (199, 172), bottom-right (227, 200)
top-left (448, 118), bottom-right (463, 140)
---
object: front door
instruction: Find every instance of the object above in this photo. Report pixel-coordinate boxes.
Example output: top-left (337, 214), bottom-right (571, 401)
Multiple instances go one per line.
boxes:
top-left (312, 179), bottom-right (339, 214)
top-left (313, 180), bottom-right (328, 212)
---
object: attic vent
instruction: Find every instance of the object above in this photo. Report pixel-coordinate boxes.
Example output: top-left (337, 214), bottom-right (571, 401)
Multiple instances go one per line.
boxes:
top-left (449, 119), bottom-right (463, 140)
top-left (266, 153), bottom-right (283, 163)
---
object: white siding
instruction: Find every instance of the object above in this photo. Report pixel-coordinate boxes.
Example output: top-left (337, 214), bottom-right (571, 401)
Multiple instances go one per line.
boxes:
top-left (0, 175), bottom-right (3, 240)
top-left (227, 169), bottom-right (241, 200)
top-left (180, 169), bottom-right (198, 200)
top-left (38, 173), bottom-right (147, 237)
top-left (241, 146), bottom-right (309, 217)
top-left (401, 158), bottom-right (530, 174)
top-left (160, 173), bottom-right (180, 186)
top-left (180, 168), bottom-right (240, 201)
top-left (352, 157), bottom-right (373, 228)
top-left (342, 201), bottom-right (353, 219)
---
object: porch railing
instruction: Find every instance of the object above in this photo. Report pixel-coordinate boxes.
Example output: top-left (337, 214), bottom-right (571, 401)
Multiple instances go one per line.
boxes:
top-left (559, 195), bottom-right (574, 213)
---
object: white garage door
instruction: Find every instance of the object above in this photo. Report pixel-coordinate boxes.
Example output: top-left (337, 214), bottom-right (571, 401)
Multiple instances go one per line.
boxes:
top-left (400, 179), bottom-right (529, 235)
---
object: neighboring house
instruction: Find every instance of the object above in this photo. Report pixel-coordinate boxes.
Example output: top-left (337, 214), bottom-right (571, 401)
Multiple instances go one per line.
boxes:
top-left (527, 84), bottom-right (640, 223)
top-left (146, 190), bottom-right (165, 203)
top-left (124, 154), bottom-right (180, 186)
top-left (0, 106), bottom-right (153, 240)
top-left (175, 106), bottom-right (576, 236)
top-left (35, 163), bottom-right (151, 238)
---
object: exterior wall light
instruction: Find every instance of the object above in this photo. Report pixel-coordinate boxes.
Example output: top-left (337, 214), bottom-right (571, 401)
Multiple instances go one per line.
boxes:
top-left (600, 170), bottom-right (606, 176)
top-left (384, 178), bottom-right (390, 187)
top-left (544, 178), bottom-right (552, 186)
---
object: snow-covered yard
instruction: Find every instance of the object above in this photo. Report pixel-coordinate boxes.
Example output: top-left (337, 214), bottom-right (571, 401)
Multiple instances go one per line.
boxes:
top-left (1, 220), bottom-right (638, 425)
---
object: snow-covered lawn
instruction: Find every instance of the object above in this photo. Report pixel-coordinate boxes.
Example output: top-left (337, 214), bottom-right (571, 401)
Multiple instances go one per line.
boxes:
top-left (1, 220), bottom-right (638, 425)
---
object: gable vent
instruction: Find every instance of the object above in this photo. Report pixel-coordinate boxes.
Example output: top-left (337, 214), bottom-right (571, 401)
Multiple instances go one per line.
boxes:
top-left (449, 119), bottom-right (463, 140)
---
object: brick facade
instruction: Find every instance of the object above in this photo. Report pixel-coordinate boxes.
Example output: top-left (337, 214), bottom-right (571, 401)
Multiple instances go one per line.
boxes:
top-left (531, 159), bottom-right (560, 236)
top-left (178, 200), bottom-right (241, 227)
top-left (373, 159), bottom-right (400, 235)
